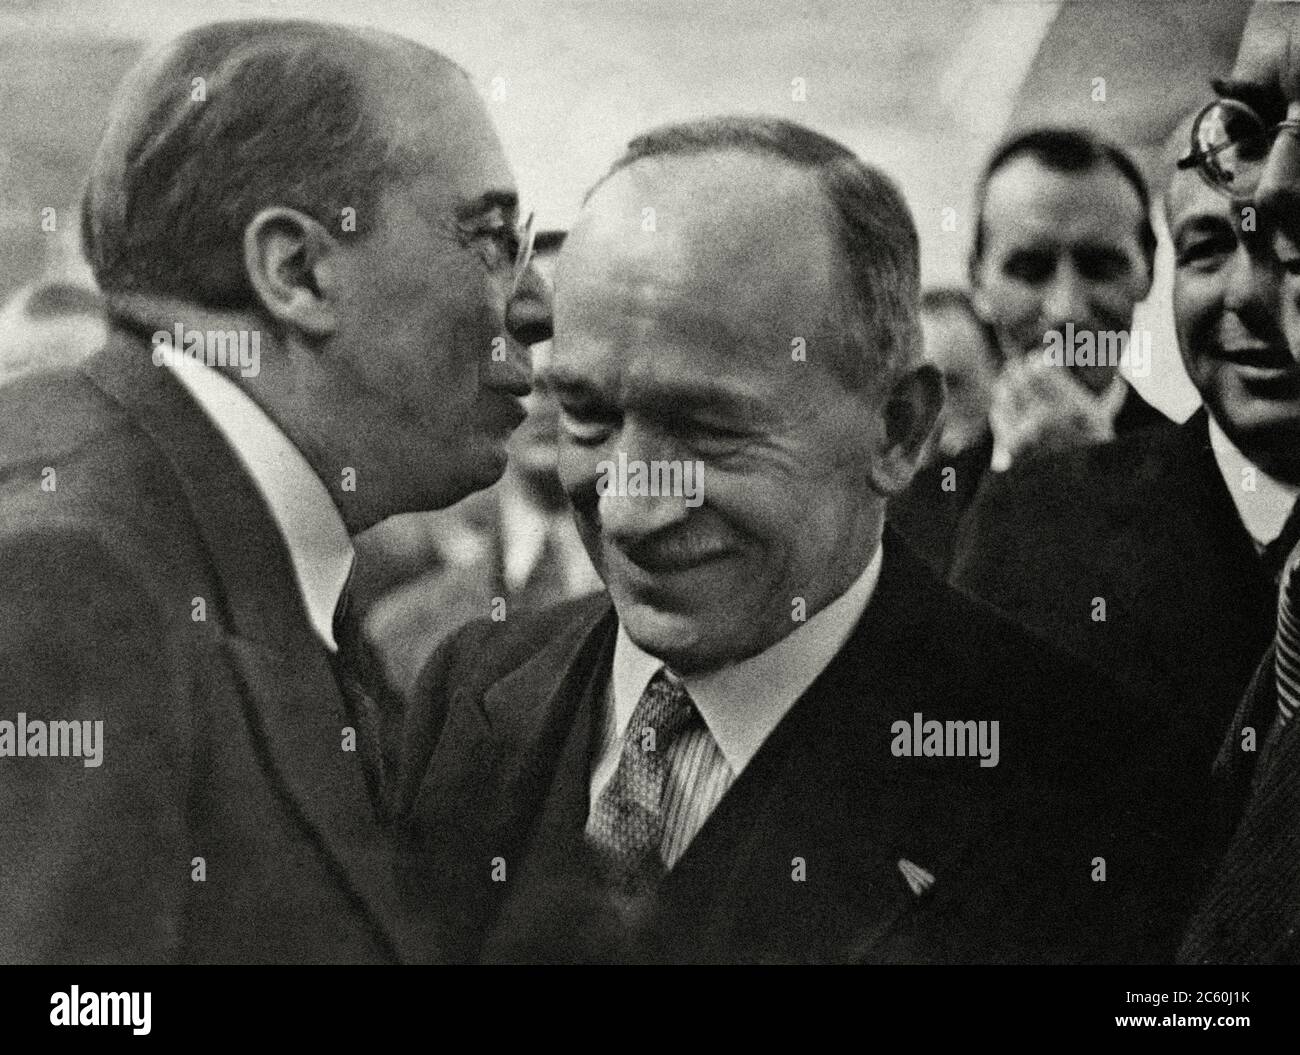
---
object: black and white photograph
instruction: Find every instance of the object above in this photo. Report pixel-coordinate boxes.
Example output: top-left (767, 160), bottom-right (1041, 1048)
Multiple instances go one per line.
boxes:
top-left (0, 0), bottom-right (1293, 1036)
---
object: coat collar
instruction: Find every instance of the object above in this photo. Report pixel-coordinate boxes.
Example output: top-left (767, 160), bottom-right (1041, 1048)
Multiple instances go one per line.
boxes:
top-left (82, 327), bottom-right (323, 659)
top-left (473, 534), bottom-right (984, 960)
top-left (82, 328), bottom-right (410, 961)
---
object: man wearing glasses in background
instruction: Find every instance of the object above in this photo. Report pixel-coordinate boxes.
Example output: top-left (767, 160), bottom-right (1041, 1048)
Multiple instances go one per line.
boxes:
top-left (952, 112), bottom-right (1300, 913)
top-left (0, 19), bottom-right (545, 963)
top-left (1177, 1), bottom-right (1300, 965)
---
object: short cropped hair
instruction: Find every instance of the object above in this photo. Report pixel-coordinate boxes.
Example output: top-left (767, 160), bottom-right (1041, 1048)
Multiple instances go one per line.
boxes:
top-left (919, 287), bottom-right (1003, 368)
top-left (82, 19), bottom-right (459, 308)
top-left (969, 127), bottom-right (1156, 279)
top-left (586, 115), bottom-right (922, 389)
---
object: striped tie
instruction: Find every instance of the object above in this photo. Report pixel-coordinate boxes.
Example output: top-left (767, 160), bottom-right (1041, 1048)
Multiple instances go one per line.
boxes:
top-left (587, 668), bottom-right (699, 888)
top-left (1177, 541), bottom-right (1300, 962)
top-left (1275, 547), bottom-right (1300, 725)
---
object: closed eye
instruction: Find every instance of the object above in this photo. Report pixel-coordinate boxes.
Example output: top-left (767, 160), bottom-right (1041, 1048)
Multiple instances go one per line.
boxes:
top-left (1175, 232), bottom-right (1236, 270)
top-left (559, 405), bottom-right (618, 444)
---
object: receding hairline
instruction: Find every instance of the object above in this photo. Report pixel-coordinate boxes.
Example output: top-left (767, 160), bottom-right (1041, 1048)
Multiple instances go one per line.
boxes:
top-left (145, 20), bottom-right (469, 146)
top-left (565, 149), bottom-right (846, 301)
top-left (984, 150), bottom-right (1148, 214)
top-left (584, 143), bottom-right (832, 208)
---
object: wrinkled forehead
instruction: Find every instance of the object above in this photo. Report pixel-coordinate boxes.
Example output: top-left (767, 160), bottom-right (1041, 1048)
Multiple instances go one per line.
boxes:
top-left (557, 152), bottom-right (843, 344)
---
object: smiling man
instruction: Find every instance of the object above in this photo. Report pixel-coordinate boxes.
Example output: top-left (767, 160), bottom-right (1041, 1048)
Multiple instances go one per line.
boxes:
top-left (954, 138), bottom-right (1300, 867)
top-left (970, 128), bottom-right (1172, 471)
top-left (396, 116), bottom-right (1186, 964)
top-left (0, 19), bottom-right (542, 963)
top-left (1176, 0), bottom-right (1300, 966)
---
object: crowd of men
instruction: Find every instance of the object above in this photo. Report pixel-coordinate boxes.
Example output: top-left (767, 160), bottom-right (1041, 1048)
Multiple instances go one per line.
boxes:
top-left (2, 7), bottom-right (1300, 963)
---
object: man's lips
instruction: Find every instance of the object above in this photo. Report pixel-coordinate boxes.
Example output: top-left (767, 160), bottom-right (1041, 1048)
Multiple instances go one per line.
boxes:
top-left (1215, 343), bottom-right (1296, 371)
top-left (613, 538), bottom-right (736, 576)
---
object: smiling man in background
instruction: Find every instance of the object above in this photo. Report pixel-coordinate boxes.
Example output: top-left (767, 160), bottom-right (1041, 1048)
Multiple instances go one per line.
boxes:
top-left (953, 127), bottom-right (1300, 888)
top-left (971, 128), bottom-right (1172, 471)
top-left (1179, 0), bottom-right (1300, 965)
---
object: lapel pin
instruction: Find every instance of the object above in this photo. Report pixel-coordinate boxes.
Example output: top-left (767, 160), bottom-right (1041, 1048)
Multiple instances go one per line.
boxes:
top-left (898, 858), bottom-right (936, 897)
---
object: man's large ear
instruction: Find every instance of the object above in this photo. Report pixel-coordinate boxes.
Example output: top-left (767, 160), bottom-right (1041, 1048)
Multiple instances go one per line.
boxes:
top-left (243, 206), bottom-right (339, 339)
top-left (868, 361), bottom-right (944, 497)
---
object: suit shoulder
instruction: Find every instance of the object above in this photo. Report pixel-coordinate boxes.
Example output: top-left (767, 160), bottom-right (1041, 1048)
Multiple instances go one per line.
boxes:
top-left (413, 592), bottom-right (610, 700)
top-left (0, 365), bottom-right (121, 470)
top-left (925, 576), bottom-right (1148, 735)
top-left (0, 367), bottom-right (187, 538)
top-left (976, 426), bottom-right (1182, 511)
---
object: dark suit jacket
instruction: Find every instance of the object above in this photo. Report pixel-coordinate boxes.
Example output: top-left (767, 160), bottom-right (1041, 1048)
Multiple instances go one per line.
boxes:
top-left (354, 487), bottom-right (598, 700)
top-left (951, 409), bottom-right (1278, 845)
top-left (0, 330), bottom-right (408, 963)
top-left (1180, 636), bottom-right (1300, 962)
top-left (890, 384), bottom-right (1172, 575)
top-left (395, 534), bottom-right (1188, 964)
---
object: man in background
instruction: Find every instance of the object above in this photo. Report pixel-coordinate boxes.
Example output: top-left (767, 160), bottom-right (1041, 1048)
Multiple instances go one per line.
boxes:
top-left (953, 128), bottom-right (1300, 875)
top-left (888, 287), bottom-right (1000, 572)
top-left (0, 226), bottom-right (106, 387)
top-left (1179, 0), bottom-right (1300, 964)
top-left (971, 127), bottom-right (1172, 472)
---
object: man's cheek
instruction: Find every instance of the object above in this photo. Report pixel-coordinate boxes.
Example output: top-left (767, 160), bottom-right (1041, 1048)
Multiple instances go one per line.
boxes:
top-left (1280, 280), bottom-right (1300, 363)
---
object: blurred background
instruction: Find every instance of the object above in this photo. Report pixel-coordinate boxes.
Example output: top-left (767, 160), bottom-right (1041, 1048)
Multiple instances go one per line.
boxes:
top-left (0, 0), bottom-right (1254, 415)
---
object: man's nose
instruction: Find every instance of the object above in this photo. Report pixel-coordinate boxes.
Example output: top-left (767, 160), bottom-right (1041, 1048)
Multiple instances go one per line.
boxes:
top-left (1040, 262), bottom-right (1091, 330)
top-left (483, 261), bottom-right (551, 396)
top-left (594, 425), bottom-right (692, 544)
top-left (597, 487), bottom-right (692, 545)
top-left (505, 258), bottom-right (554, 347)
top-left (1223, 241), bottom-right (1277, 318)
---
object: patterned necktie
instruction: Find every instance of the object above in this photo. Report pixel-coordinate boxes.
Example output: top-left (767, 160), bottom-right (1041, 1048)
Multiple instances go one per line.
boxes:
top-left (1275, 545), bottom-right (1300, 725)
top-left (1179, 544), bottom-right (1300, 962)
top-left (587, 668), bottom-right (699, 888)
top-left (330, 582), bottom-right (394, 821)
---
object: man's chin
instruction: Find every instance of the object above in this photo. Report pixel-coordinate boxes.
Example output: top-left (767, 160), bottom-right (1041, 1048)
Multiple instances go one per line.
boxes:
top-left (614, 596), bottom-right (732, 675)
top-left (1216, 404), bottom-right (1300, 483)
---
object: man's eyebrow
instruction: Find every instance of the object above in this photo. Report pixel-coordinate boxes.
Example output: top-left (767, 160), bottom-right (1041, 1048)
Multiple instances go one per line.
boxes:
top-left (545, 367), bottom-right (767, 419)
top-left (454, 189), bottom-right (519, 222)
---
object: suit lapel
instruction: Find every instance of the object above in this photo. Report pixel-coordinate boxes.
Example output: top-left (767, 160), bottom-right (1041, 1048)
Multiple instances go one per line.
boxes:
top-left (475, 601), bottom-right (617, 858)
top-left (82, 334), bottom-right (409, 960)
top-left (658, 536), bottom-right (983, 962)
top-left (1094, 411), bottom-right (1272, 693)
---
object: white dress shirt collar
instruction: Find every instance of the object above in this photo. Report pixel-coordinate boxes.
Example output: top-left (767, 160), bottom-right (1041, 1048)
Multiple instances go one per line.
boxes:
top-left (162, 355), bottom-right (354, 651)
top-left (610, 543), bottom-right (884, 776)
top-left (1207, 413), bottom-right (1300, 549)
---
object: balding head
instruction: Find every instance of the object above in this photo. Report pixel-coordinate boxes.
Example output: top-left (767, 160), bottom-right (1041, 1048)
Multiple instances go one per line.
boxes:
top-left (549, 116), bottom-right (941, 674)
top-left (82, 19), bottom-right (465, 307)
top-left (579, 116), bottom-right (923, 391)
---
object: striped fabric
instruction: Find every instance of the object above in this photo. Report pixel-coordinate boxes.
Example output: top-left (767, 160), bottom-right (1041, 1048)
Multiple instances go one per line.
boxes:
top-left (587, 668), bottom-right (734, 872)
top-left (1276, 550), bottom-right (1300, 725)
